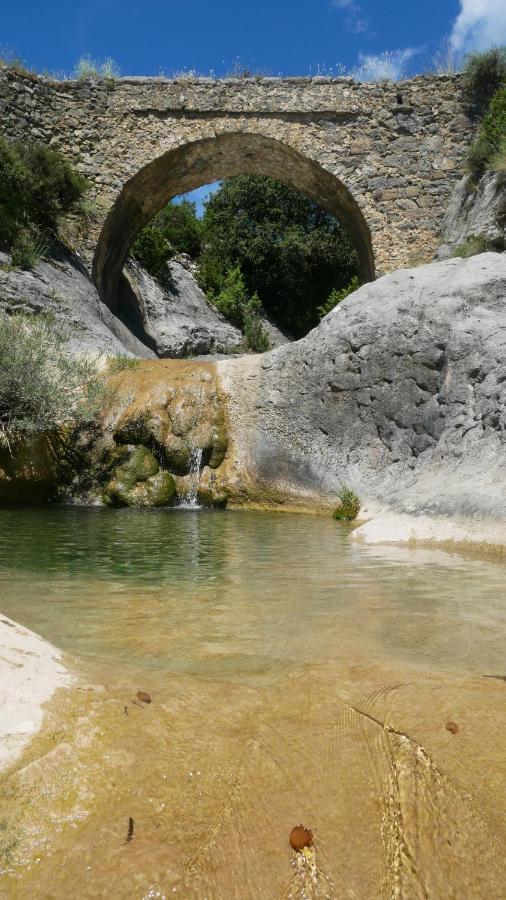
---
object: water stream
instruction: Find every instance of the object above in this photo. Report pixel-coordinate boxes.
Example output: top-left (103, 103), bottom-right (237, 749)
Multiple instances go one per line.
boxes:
top-left (0, 507), bottom-right (505, 897)
top-left (178, 447), bottom-right (204, 509)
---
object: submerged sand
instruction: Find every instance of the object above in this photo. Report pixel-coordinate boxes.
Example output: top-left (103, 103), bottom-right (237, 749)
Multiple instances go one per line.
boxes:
top-left (0, 649), bottom-right (505, 898)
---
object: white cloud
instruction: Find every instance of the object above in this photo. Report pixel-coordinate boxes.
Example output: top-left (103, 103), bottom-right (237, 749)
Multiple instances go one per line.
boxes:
top-left (331, 0), bottom-right (370, 35)
top-left (353, 48), bottom-right (418, 82)
top-left (450, 0), bottom-right (506, 53)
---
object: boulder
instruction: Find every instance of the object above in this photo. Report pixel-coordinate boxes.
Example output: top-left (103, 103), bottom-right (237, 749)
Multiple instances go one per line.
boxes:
top-left (218, 253), bottom-right (506, 526)
top-left (123, 255), bottom-right (242, 357)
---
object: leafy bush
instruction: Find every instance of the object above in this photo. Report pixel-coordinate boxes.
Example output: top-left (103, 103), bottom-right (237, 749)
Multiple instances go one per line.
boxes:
top-left (490, 136), bottom-right (506, 171)
top-left (210, 266), bottom-right (270, 352)
top-left (198, 175), bottom-right (360, 337)
top-left (0, 314), bottom-right (103, 449)
top-left (332, 487), bottom-right (361, 521)
top-left (467, 86), bottom-right (506, 178)
top-left (131, 200), bottom-right (202, 278)
top-left (0, 136), bottom-right (88, 268)
top-left (74, 56), bottom-right (120, 81)
top-left (317, 276), bottom-right (360, 320)
top-left (105, 355), bottom-right (141, 374)
top-left (463, 47), bottom-right (506, 111)
top-left (451, 235), bottom-right (492, 258)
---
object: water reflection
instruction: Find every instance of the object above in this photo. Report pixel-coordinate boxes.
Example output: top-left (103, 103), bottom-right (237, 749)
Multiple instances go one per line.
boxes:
top-left (0, 507), bottom-right (505, 677)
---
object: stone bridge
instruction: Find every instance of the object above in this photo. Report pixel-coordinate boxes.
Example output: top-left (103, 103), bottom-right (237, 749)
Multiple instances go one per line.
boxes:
top-left (0, 67), bottom-right (473, 308)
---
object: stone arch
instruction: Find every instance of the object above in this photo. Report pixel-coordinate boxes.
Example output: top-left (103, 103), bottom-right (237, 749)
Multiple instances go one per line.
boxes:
top-left (92, 132), bottom-right (375, 310)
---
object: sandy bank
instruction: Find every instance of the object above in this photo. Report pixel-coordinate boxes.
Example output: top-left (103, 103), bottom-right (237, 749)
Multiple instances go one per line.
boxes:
top-left (0, 615), bottom-right (72, 771)
top-left (353, 510), bottom-right (506, 555)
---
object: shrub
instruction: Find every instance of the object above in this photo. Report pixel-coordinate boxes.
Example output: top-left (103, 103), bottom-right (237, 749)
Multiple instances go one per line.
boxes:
top-left (332, 486), bottom-right (361, 521)
top-left (463, 47), bottom-right (506, 111)
top-left (490, 136), bottom-right (506, 171)
top-left (317, 276), bottom-right (360, 320)
top-left (243, 295), bottom-right (271, 353)
top-left (467, 86), bottom-right (506, 178)
top-left (211, 266), bottom-right (270, 352)
top-left (451, 235), bottom-right (492, 258)
top-left (0, 314), bottom-right (103, 449)
top-left (0, 136), bottom-right (88, 267)
top-left (105, 355), bottom-right (141, 374)
top-left (131, 200), bottom-right (202, 278)
top-left (74, 56), bottom-right (120, 81)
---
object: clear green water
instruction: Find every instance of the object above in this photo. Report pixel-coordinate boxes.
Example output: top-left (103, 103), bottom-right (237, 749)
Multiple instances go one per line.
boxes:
top-left (0, 506), bottom-right (505, 678)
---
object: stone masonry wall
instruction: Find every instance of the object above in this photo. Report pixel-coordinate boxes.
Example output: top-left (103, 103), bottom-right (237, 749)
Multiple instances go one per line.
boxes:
top-left (0, 66), bottom-right (474, 288)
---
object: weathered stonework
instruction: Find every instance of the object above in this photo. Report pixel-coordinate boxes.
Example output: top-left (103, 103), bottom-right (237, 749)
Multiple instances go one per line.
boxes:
top-left (0, 67), bottom-right (474, 308)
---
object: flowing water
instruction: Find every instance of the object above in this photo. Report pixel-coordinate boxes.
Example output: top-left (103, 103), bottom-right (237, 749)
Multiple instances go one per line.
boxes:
top-left (0, 507), bottom-right (505, 898)
top-left (178, 448), bottom-right (204, 510)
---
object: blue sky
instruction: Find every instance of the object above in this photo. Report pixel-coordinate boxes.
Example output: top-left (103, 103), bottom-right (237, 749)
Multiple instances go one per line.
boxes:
top-left (2, 1), bottom-right (505, 82)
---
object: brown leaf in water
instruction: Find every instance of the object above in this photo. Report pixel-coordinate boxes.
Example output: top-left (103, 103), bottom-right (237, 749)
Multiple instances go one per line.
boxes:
top-left (289, 825), bottom-right (313, 851)
top-left (446, 720), bottom-right (459, 734)
top-left (126, 817), bottom-right (134, 843)
top-left (136, 691), bottom-right (152, 704)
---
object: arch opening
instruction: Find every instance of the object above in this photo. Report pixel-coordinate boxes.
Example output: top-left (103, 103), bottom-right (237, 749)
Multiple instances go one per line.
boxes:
top-left (93, 133), bottom-right (375, 314)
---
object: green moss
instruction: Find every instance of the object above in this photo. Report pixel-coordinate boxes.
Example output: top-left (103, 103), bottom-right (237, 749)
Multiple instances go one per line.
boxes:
top-left (451, 235), bottom-right (493, 258)
top-left (103, 445), bottom-right (162, 506)
top-left (126, 471), bottom-right (177, 507)
top-left (197, 485), bottom-right (228, 508)
top-left (332, 487), bottom-right (361, 521)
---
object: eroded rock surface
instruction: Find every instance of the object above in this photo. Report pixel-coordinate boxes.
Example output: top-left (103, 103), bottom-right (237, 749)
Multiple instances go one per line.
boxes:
top-left (123, 256), bottom-right (242, 358)
top-left (0, 246), bottom-right (155, 359)
top-left (217, 253), bottom-right (506, 523)
top-left (437, 171), bottom-right (506, 258)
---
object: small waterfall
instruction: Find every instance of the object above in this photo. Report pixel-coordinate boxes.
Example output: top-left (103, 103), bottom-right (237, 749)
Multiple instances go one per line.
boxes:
top-left (180, 447), bottom-right (203, 509)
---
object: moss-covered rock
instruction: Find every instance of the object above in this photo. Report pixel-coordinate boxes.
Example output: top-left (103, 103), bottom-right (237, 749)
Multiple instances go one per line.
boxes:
top-left (103, 444), bottom-right (176, 507)
top-left (124, 471), bottom-right (177, 507)
top-left (197, 484), bottom-right (228, 508)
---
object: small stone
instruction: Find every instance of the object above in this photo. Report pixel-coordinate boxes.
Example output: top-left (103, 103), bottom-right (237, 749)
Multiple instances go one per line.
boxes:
top-left (137, 691), bottom-right (152, 704)
top-left (445, 720), bottom-right (459, 734)
top-left (289, 825), bottom-right (313, 851)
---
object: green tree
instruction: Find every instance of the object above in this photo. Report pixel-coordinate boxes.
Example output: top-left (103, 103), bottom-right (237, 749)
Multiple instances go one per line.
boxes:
top-left (198, 175), bottom-right (360, 337)
top-left (132, 199), bottom-right (202, 277)
top-left (0, 136), bottom-right (88, 268)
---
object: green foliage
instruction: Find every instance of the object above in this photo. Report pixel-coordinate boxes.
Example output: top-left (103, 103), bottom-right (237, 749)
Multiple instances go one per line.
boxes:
top-left (210, 266), bottom-right (270, 352)
top-left (74, 56), bottom-right (120, 81)
top-left (332, 487), bottom-right (361, 521)
top-left (105, 355), bottom-right (141, 374)
top-left (317, 276), bottom-right (360, 320)
top-left (467, 86), bottom-right (506, 178)
top-left (0, 136), bottom-right (88, 268)
top-left (0, 314), bottom-right (103, 448)
top-left (490, 136), bottom-right (506, 171)
top-left (463, 47), bottom-right (506, 111)
top-left (198, 175), bottom-right (360, 337)
top-left (131, 200), bottom-right (202, 278)
top-left (451, 235), bottom-right (492, 258)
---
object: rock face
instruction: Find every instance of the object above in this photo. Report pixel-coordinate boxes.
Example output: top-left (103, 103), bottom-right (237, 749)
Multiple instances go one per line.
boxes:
top-left (123, 255), bottom-right (242, 357)
top-left (437, 172), bottom-right (506, 258)
top-left (217, 253), bottom-right (506, 524)
top-left (0, 245), bottom-right (156, 359)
